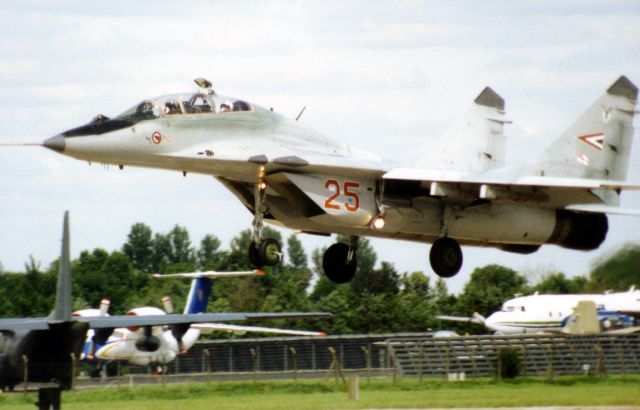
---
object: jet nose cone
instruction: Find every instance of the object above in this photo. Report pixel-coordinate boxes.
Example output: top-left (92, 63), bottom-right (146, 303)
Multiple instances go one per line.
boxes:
top-left (43, 134), bottom-right (66, 153)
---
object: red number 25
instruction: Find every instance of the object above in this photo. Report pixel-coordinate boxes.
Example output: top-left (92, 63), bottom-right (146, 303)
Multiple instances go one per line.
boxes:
top-left (324, 179), bottom-right (360, 212)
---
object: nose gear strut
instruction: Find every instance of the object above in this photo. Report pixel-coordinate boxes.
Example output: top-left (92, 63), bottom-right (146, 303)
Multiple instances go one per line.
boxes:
top-left (248, 175), bottom-right (282, 267)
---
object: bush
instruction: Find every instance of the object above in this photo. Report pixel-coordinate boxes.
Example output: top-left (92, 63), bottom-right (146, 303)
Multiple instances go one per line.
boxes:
top-left (497, 348), bottom-right (522, 379)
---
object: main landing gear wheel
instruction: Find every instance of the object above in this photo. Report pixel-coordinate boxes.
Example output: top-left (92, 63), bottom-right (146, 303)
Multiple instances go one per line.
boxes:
top-left (429, 237), bottom-right (463, 278)
top-left (322, 243), bottom-right (357, 284)
top-left (249, 238), bottom-right (282, 267)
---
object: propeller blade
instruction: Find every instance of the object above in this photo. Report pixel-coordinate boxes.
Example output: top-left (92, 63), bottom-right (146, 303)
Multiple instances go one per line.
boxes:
top-left (99, 299), bottom-right (110, 316)
top-left (162, 295), bottom-right (174, 314)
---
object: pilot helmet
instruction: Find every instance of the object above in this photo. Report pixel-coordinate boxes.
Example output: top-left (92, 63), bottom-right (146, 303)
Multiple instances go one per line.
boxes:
top-left (221, 101), bottom-right (232, 111)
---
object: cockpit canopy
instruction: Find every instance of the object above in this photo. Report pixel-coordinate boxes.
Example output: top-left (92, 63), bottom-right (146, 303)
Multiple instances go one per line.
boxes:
top-left (117, 93), bottom-right (253, 122)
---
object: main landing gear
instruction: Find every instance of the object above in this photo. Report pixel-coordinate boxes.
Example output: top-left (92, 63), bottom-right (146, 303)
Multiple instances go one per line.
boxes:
top-left (429, 237), bottom-right (463, 278)
top-left (429, 205), bottom-right (463, 278)
top-left (322, 236), bottom-right (358, 284)
top-left (248, 178), bottom-right (282, 268)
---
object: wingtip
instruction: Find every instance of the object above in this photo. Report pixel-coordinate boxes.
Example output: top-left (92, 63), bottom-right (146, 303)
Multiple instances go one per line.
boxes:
top-left (255, 269), bottom-right (265, 276)
top-left (474, 87), bottom-right (505, 110)
top-left (607, 75), bottom-right (638, 100)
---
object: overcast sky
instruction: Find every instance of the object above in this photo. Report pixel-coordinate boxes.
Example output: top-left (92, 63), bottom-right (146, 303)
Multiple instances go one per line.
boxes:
top-left (0, 1), bottom-right (638, 293)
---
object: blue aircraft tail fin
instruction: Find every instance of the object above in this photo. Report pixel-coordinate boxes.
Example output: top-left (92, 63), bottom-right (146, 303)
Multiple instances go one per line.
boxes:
top-left (183, 277), bottom-right (213, 314)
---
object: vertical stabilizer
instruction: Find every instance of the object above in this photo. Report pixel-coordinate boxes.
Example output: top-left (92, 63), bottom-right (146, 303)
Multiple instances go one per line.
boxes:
top-left (183, 277), bottom-right (213, 314)
top-left (531, 76), bottom-right (637, 205)
top-left (416, 86), bottom-right (508, 171)
top-left (51, 211), bottom-right (72, 321)
top-left (563, 301), bottom-right (601, 335)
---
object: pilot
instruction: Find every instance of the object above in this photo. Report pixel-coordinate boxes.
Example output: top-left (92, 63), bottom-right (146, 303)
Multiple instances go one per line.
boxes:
top-left (164, 101), bottom-right (180, 115)
top-left (220, 101), bottom-right (232, 112)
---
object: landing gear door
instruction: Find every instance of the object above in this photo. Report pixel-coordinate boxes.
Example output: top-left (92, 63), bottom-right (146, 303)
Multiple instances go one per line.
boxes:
top-left (284, 173), bottom-right (378, 227)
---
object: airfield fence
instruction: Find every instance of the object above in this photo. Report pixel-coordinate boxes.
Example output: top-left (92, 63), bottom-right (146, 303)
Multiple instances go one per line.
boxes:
top-left (384, 333), bottom-right (640, 378)
top-left (121, 332), bottom-right (640, 380)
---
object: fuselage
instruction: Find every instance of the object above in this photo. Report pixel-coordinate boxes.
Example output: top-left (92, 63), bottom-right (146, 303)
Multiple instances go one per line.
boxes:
top-left (485, 290), bottom-right (640, 334)
top-left (43, 87), bottom-right (611, 253)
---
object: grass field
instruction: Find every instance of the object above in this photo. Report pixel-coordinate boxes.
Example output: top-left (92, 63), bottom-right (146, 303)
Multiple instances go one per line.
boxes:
top-left (1, 376), bottom-right (639, 409)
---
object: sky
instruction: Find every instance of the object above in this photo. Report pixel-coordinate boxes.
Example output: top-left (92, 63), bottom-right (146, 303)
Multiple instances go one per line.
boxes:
top-left (0, 1), bottom-right (639, 294)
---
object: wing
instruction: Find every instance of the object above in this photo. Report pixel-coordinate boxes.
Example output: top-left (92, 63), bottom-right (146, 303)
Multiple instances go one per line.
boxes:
top-left (0, 317), bottom-right (50, 331)
top-left (193, 323), bottom-right (326, 336)
top-left (76, 312), bottom-right (331, 329)
top-left (435, 313), bottom-right (485, 325)
top-left (383, 168), bottom-right (640, 211)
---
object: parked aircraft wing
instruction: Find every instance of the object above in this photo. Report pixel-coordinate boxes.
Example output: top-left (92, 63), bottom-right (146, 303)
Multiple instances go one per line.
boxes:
top-left (0, 317), bottom-right (51, 330)
top-left (193, 323), bottom-right (326, 336)
top-left (80, 311), bottom-right (331, 329)
top-left (435, 314), bottom-right (485, 325)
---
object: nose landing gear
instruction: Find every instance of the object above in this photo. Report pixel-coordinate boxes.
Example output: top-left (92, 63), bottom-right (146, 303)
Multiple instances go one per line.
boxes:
top-left (248, 177), bottom-right (283, 268)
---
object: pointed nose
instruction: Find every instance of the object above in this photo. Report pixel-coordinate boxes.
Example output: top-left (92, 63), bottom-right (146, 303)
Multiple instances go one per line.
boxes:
top-left (43, 134), bottom-right (66, 153)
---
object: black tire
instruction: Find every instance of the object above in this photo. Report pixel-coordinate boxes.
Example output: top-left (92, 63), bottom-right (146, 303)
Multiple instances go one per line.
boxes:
top-left (429, 237), bottom-right (463, 278)
top-left (322, 243), bottom-right (357, 284)
top-left (248, 242), bottom-right (263, 267)
top-left (258, 238), bottom-right (282, 266)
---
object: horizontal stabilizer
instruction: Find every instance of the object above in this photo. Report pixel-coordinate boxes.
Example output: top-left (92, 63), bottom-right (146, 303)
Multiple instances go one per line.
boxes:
top-left (152, 270), bottom-right (264, 279)
top-left (565, 204), bottom-right (640, 217)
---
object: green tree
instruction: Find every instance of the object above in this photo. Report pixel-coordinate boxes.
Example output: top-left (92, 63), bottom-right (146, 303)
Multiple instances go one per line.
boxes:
top-left (532, 272), bottom-right (587, 294)
top-left (287, 235), bottom-right (307, 270)
top-left (150, 233), bottom-right (172, 273)
top-left (73, 249), bottom-right (144, 314)
top-left (431, 277), bottom-right (457, 318)
top-left (398, 271), bottom-right (437, 331)
top-left (168, 225), bottom-right (195, 265)
top-left (588, 243), bottom-right (640, 291)
top-left (309, 247), bottom-right (337, 302)
top-left (122, 223), bottom-right (154, 272)
top-left (455, 264), bottom-right (527, 320)
top-left (197, 234), bottom-right (225, 270)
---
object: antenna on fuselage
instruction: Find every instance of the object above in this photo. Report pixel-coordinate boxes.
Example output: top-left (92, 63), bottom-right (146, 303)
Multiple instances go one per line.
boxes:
top-left (295, 106), bottom-right (306, 121)
top-left (194, 78), bottom-right (215, 95)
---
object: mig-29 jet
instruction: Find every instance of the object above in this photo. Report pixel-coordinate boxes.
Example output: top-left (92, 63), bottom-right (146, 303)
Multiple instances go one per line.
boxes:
top-left (42, 76), bottom-right (640, 283)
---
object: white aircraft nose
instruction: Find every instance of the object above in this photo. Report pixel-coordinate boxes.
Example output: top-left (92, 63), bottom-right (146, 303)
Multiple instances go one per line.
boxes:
top-left (43, 134), bottom-right (66, 153)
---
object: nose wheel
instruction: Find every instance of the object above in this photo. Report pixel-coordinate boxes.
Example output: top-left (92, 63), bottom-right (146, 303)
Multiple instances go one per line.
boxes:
top-left (248, 177), bottom-right (282, 268)
top-left (249, 238), bottom-right (282, 267)
top-left (429, 237), bottom-right (463, 278)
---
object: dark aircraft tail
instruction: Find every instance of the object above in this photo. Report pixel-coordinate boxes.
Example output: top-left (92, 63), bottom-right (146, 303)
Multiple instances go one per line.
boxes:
top-left (50, 211), bottom-right (72, 322)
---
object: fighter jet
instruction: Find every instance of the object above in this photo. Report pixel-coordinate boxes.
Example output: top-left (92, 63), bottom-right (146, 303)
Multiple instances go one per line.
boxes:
top-left (42, 76), bottom-right (639, 283)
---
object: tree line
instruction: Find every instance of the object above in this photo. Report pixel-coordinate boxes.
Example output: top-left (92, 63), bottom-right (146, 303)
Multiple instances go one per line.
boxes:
top-left (1, 223), bottom-right (638, 336)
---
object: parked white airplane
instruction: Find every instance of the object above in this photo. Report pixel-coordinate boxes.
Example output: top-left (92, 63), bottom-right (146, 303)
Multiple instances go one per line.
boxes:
top-left (40, 76), bottom-right (640, 282)
top-left (74, 270), bottom-right (326, 369)
top-left (437, 287), bottom-right (640, 335)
